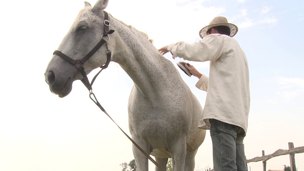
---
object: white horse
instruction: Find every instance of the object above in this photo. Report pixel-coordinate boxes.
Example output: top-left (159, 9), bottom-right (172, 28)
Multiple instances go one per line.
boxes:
top-left (45, 1), bottom-right (205, 171)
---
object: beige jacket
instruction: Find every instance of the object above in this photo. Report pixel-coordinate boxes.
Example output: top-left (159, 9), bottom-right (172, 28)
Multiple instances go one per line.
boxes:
top-left (167, 34), bottom-right (250, 132)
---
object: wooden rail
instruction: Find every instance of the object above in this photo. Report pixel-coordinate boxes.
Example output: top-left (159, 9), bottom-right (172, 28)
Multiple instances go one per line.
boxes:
top-left (247, 142), bottom-right (304, 171)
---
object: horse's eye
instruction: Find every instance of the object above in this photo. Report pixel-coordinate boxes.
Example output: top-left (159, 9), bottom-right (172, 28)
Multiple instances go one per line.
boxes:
top-left (76, 25), bottom-right (88, 32)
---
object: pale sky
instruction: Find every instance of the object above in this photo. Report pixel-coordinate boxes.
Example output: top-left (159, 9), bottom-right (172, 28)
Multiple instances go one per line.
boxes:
top-left (0, 0), bottom-right (303, 171)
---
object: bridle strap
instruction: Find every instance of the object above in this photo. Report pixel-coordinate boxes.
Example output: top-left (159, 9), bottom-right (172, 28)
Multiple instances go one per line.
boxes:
top-left (53, 11), bottom-right (113, 91)
top-left (89, 92), bottom-right (160, 168)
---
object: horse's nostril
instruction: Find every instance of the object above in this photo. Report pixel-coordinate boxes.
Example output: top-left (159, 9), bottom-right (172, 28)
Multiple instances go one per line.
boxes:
top-left (45, 71), bottom-right (55, 85)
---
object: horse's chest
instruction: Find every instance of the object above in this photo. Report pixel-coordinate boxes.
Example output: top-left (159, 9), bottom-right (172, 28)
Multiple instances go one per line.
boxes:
top-left (129, 109), bottom-right (188, 142)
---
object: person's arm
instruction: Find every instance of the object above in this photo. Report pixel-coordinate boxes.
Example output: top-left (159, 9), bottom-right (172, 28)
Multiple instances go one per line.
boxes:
top-left (184, 63), bottom-right (202, 79)
top-left (184, 63), bottom-right (208, 91)
top-left (159, 34), bottom-right (224, 62)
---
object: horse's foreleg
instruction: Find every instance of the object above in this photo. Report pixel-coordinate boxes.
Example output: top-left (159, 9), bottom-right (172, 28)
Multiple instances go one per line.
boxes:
top-left (155, 157), bottom-right (168, 171)
top-left (185, 149), bottom-right (198, 171)
top-left (132, 141), bottom-right (150, 171)
top-left (171, 137), bottom-right (187, 171)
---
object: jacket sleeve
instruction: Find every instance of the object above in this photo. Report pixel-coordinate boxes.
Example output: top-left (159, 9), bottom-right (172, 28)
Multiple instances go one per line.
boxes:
top-left (167, 34), bottom-right (225, 62)
top-left (195, 74), bottom-right (209, 91)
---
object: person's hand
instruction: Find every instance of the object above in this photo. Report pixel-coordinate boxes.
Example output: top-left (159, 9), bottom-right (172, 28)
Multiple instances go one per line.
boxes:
top-left (158, 46), bottom-right (169, 55)
top-left (184, 63), bottom-right (203, 78)
top-left (159, 46), bottom-right (177, 59)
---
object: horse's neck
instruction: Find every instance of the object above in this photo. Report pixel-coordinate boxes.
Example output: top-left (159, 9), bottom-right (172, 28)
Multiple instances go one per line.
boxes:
top-left (110, 17), bottom-right (179, 99)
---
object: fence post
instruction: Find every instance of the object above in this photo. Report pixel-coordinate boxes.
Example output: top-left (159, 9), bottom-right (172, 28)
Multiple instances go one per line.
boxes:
top-left (262, 150), bottom-right (266, 171)
top-left (288, 142), bottom-right (296, 171)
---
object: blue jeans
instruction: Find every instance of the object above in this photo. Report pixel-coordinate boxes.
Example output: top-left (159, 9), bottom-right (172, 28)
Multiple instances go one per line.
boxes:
top-left (210, 119), bottom-right (248, 171)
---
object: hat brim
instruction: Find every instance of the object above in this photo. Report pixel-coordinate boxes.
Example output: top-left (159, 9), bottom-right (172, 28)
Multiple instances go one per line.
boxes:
top-left (199, 23), bottom-right (238, 38)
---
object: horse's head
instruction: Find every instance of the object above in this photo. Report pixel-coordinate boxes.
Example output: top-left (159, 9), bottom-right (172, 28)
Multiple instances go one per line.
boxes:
top-left (45, 0), bottom-right (114, 97)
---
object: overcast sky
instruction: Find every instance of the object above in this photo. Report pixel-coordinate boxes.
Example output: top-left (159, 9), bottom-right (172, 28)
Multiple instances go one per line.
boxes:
top-left (0, 0), bottom-right (303, 171)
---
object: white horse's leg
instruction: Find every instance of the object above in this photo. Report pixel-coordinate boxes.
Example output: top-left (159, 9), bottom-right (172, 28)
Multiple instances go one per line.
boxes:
top-left (132, 141), bottom-right (149, 171)
top-left (184, 149), bottom-right (198, 171)
top-left (171, 137), bottom-right (187, 171)
top-left (155, 157), bottom-right (168, 171)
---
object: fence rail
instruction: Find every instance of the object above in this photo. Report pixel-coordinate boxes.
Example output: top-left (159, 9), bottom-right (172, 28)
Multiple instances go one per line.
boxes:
top-left (247, 142), bottom-right (304, 171)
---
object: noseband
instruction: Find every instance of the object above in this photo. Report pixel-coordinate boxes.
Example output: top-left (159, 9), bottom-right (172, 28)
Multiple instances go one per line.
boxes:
top-left (53, 11), bottom-right (114, 91)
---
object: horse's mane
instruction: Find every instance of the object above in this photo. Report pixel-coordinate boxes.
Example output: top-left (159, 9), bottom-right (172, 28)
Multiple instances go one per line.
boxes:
top-left (108, 13), bottom-right (153, 43)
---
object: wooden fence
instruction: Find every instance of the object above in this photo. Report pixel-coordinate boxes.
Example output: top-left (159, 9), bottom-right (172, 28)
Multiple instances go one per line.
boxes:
top-left (247, 142), bottom-right (304, 171)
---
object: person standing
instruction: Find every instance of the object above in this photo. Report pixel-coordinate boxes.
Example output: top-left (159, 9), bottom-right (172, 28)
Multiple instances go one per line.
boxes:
top-left (159, 16), bottom-right (250, 171)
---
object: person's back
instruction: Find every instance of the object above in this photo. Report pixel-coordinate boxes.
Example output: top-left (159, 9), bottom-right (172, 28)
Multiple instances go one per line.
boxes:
top-left (201, 33), bottom-right (250, 132)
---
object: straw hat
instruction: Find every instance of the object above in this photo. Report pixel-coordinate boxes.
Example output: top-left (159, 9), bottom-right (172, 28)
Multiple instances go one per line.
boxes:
top-left (199, 16), bottom-right (238, 38)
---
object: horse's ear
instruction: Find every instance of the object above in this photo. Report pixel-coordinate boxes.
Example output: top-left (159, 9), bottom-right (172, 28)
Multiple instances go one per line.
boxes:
top-left (92, 0), bottom-right (109, 12)
top-left (84, 1), bottom-right (91, 7)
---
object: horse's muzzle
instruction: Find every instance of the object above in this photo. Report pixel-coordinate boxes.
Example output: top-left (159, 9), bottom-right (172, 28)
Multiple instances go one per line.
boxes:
top-left (44, 70), bottom-right (73, 98)
top-left (45, 71), bottom-right (55, 86)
